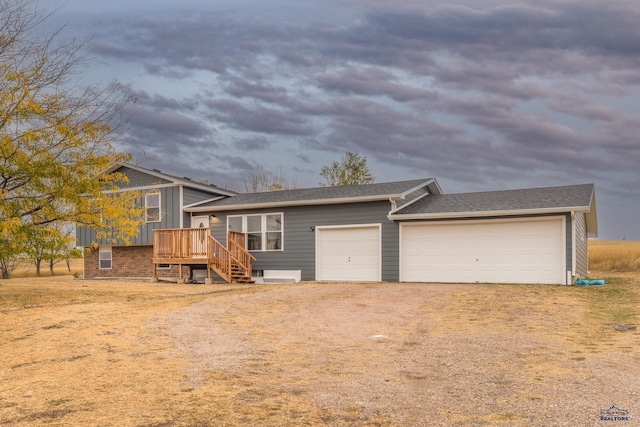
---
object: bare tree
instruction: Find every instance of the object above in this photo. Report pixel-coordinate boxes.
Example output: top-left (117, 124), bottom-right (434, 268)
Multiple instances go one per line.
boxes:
top-left (242, 165), bottom-right (299, 192)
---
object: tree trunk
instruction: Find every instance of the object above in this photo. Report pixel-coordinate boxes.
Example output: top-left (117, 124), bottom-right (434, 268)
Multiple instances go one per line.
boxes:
top-left (35, 258), bottom-right (41, 277)
top-left (49, 259), bottom-right (54, 276)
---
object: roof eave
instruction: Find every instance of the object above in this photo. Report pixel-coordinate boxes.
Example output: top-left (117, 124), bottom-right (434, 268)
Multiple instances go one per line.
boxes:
top-left (388, 206), bottom-right (592, 221)
top-left (183, 196), bottom-right (226, 209)
top-left (184, 194), bottom-right (395, 212)
top-left (111, 162), bottom-right (237, 197)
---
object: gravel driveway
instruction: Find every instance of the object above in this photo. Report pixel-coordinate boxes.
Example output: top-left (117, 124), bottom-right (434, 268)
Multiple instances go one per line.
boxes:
top-left (169, 282), bottom-right (639, 426)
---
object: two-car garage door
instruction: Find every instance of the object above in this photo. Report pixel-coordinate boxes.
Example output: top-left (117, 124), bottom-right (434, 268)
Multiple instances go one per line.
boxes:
top-left (401, 217), bottom-right (566, 284)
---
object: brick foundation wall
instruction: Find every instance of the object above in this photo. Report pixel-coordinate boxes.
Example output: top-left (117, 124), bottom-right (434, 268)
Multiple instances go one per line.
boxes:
top-left (83, 245), bottom-right (187, 279)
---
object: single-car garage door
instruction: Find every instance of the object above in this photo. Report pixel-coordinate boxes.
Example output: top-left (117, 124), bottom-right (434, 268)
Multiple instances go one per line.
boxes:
top-left (316, 224), bottom-right (381, 281)
top-left (401, 217), bottom-right (566, 284)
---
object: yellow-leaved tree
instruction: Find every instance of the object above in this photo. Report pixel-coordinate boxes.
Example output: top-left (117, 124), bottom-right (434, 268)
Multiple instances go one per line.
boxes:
top-left (0, 0), bottom-right (144, 277)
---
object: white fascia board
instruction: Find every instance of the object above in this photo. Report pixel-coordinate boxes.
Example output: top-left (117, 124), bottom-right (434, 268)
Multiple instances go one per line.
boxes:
top-left (183, 196), bottom-right (226, 209)
top-left (398, 179), bottom-right (438, 199)
top-left (387, 179), bottom-right (439, 212)
top-left (388, 191), bottom-right (431, 215)
top-left (388, 205), bottom-right (592, 221)
top-left (184, 194), bottom-right (394, 212)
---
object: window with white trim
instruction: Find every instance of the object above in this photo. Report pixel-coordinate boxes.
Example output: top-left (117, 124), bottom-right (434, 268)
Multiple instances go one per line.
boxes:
top-left (227, 213), bottom-right (283, 251)
top-left (145, 192), bottom-right (161, 223)
top-left (99, 247), bottom-right (112, 270)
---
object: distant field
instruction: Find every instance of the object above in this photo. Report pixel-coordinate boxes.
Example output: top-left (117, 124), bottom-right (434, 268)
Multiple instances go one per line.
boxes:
top-left (589, 240), bottom-right (640, 273)
top-left (11, 258), bottom-right (83, 278)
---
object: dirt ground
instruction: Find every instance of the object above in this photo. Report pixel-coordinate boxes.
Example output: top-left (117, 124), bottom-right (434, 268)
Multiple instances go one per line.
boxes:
top-left (1, 275), bottom-right (639, 426)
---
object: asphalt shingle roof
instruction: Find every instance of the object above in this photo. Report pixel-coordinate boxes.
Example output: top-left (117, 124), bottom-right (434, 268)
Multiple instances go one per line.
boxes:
top-left (394, 183), bottom-right (595, 215)
top-left (191, 178), bottom-right (434, 208)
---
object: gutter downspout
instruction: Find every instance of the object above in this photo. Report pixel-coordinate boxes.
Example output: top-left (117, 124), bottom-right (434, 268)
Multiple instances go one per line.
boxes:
top-left (389, 197), bottom-right (399, 213)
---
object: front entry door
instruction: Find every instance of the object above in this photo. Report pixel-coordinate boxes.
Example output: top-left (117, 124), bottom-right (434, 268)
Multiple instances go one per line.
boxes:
top-left (190, 215), bottom-right (209, 258)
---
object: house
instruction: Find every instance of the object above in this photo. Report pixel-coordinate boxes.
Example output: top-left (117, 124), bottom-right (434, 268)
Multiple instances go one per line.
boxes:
top-left (77, 163), bottom-right (597, 285)
top-left (76, 163), bottom-right (236, 280)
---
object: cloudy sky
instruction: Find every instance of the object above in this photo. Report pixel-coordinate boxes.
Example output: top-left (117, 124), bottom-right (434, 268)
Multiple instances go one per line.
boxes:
top-left (54, 0), bottom-right (639, 240)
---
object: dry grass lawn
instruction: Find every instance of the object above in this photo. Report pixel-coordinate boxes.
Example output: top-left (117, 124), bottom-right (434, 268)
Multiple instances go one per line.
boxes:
top-left (0, 243), bottom-right (639, 426)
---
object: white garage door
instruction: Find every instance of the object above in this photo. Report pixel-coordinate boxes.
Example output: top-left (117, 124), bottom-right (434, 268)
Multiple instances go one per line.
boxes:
top-left (401, 217), bottom-right (566, 284)
top-left (316, 225), bottom-right (381, 281)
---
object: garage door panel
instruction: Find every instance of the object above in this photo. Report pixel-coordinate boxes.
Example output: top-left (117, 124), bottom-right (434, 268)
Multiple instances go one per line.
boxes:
top-left (401, 218), bottom-right (565, 284)
top-left (317, 225), bottom-right (381, 282)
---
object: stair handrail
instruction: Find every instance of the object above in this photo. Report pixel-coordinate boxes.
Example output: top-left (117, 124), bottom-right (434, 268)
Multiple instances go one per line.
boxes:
top-left (207, 235), bottom-right (232, 283)
top-left (228, 237), bottom-right (256, 277)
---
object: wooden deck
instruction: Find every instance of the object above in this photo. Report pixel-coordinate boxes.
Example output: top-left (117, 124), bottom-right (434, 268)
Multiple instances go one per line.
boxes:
top-left (152, 228), bottom-right (255, 284)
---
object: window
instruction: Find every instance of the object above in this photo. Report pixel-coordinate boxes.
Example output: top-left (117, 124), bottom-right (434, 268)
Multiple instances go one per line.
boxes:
top-left (266, 214), bottom-right (282, 250)
top-left (247, 215), bottom-right (262, 250)
top-left (99, 247), bottom-right (112, 270)
top-left (157, 264), bottom-right (171, 270)
top-left (228, 216), bottom-right (242, 233)
top-left (227, 213), bottom-right (283, 251)
top-left (145, 193), bottom-right (161, 223)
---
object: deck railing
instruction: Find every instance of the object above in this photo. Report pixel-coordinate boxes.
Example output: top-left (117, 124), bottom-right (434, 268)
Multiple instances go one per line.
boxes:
top-left (228, 231), bottom-right (256, 277)
top-left (153, 228), bottom-right (255, 283)
top-left (208, 235), bottom-right (231, 282)
top-left (153, 228), bottom-right (209, 259)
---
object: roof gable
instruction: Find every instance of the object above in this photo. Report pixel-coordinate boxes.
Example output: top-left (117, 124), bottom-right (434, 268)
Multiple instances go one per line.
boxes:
top-left (391, 183), bottom-right (597, 236)
top-left (105, 163), bottom-right (237, 196)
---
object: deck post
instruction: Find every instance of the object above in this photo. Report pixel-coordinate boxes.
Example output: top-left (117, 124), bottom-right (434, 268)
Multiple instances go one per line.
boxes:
top-left (177, 264), bottom-right (185, 284)
top-left (151, 263), bottom-right (158, 283)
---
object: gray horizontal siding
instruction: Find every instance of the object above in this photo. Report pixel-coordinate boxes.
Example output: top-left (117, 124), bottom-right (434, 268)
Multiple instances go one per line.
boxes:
top-left (183, 187), bottom-right (224, 228)
top-left (184, 187), bottom-right (221, 205)
top-left (114, 166), bottom-right (171, 188)
top-left (210, 201), bottom-right (398, 281)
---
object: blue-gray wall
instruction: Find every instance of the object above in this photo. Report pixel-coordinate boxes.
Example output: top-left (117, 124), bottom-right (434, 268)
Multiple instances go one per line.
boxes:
top-left (183, 187), bottom-right (224, 228)
top-left (115, 166), bottom-right (171, 188)
top-left (207, 209), bottom-right (578, 283)
top-left (209, 201), bottom-right (399, 281)
top-left (77, 166), bottom-right (233, 247)
top-left (76, 186), bottom-right (182, 246)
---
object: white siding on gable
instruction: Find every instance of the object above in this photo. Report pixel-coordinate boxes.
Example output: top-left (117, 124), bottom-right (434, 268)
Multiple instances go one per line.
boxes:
top-left (575, 212), bottom-right (589, 277)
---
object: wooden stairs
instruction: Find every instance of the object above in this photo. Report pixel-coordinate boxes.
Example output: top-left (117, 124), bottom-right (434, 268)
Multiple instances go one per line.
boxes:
top-left (153, 229), bottom-right (256, 284)
top-left (230, 262), bottom-right (254, 284)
